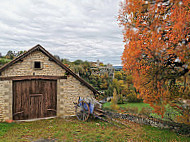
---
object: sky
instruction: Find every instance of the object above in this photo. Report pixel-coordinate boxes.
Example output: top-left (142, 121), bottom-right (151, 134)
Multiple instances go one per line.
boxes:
top-left (0, 0), bottom-right (124, 65)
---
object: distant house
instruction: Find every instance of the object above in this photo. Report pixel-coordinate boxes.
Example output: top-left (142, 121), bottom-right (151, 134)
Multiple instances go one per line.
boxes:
top-left (90, 60), bottom-right (115, 77)
top-left (0, 44), bottom-right (100, 121)
top-left (91, 60), bottom-right (103, 68)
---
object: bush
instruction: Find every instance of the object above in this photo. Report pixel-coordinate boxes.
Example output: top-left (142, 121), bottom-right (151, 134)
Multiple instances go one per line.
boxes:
top-left (117, 94), bottom-right (124, 104)
top-left (139, 107), bottom-right (152, 117)
top-left (177, 123), bottom-right (190, 136)
top-left (124, 106), bottom-right (138, 114)
top-left (126, 93), bottom-right (143, 103)
top-left (163, 105), bottom-right (181, 122)
top-left (111, 88), bottom-right (120, 110)
top-left (0, 59), bottom-right (8, 65)
top-left (111, 104), bottom-right (120, 110)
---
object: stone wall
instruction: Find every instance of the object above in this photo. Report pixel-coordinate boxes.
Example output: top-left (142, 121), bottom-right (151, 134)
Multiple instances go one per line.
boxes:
top-left (1, 51), bottom-right (65, 77)
top-left (0, 50), bottom-right (96, 120)
top-left (0, 75), bottom-right (95, 121)
top-left (0, 80), bottom-right (12, 121)
top-left (105, 111), bottom-right (190, 136)
top-left (57, 75), bottom-right (94, 117)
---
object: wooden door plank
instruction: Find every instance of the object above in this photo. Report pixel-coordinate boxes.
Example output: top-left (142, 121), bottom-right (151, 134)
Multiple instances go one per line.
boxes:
top-left (13, 79), bottom-right (57, 120)
top-left (29, 95), bottom-right (43, 119)
top-left (30, 94), bottom-right (43, 97)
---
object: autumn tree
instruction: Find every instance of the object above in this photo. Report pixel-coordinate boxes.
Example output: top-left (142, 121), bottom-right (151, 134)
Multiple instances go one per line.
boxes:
top-left (118, 0), bottom-right (190, 119)
top-left (111, 88), bottom-right (120, 110)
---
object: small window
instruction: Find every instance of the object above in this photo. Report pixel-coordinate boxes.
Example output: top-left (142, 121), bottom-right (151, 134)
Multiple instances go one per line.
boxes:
top-left (34, 61), bottom-right (41, 69)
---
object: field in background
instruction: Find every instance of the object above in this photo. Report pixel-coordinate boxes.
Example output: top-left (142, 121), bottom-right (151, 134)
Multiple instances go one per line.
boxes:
top-left (103, 102), bottom-right (150, 112)
top-left (103, 102), bottom-right (181, 122)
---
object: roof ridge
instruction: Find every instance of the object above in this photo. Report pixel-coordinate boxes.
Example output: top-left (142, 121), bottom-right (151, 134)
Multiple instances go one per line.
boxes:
top-left (0, 44), bottom-right (100, 96)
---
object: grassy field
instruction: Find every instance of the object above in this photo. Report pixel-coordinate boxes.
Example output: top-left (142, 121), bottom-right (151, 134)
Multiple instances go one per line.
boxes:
top-left (0, 122), bottom-right (15, 137)
top-left (103, 102), bottom-right (151, 112)
top-left (103, 102), bottom-right (181, 121)
top-left (0, 117), bottom-right (189, 142)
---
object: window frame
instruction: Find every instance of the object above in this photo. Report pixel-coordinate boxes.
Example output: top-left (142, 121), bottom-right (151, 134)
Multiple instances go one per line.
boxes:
top-left (33, 61), bottom-right (43, 70)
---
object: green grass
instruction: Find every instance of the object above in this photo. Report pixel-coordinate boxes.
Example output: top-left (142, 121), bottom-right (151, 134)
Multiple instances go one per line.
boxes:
top-left (140, 125), bottom-right (190, 142)
top-left (103, 102), bottom-right (181, 121)
top-left (119, 102), bottom-right (151, 112)
top-left (0, 122), bottom-right (15, 136)
top-left (0, 118), bottom-right (189, 142)
top-left (103, 102), bottom-right (151, 112)
top-left (0, 118), bottom-right (132, 142)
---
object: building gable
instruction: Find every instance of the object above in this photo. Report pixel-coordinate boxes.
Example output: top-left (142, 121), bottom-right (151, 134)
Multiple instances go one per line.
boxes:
top-left (1, 50), bottom-right (65, 77)
top-left (0, 44), bottom-right (100, 95)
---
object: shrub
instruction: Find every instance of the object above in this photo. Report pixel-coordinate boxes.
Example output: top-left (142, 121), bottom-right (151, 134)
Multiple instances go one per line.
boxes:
top-left (176, 109), bottom-right (190, 125)
top-left (0, 59), bottom-right (8, 65)
top-left (126, 93), bottom-right (143, 103)
top-left (177, 123), bottom-right (190, 136)
top-left (111, 104), bottom-right (120, 110)
top-left (139, 107), bottom-right (152, 117)
top-left (163, 105), bottom-right (181, 122)
top-left (124, 106), bottom-right (138, 114)
top-left (111, 88), bottom-right (120, 110)
top-left (117, 94), bottom-right (124, 104)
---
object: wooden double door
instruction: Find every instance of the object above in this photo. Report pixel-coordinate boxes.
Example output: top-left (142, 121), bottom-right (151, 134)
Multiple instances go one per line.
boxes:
top-left (13, 79), bottom-right (57, 120)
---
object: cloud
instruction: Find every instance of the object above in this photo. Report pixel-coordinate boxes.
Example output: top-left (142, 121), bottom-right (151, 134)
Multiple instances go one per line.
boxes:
top-left (0, 0), bottom-right (124, 65)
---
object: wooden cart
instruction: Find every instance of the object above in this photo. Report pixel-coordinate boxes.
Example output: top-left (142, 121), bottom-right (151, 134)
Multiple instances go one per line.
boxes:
top-left (74, 97), bottom-right (104, 121)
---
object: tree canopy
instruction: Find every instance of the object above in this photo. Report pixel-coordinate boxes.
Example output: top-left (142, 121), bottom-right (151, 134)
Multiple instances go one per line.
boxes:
top-left (118, 0), bottom-right (190, 119)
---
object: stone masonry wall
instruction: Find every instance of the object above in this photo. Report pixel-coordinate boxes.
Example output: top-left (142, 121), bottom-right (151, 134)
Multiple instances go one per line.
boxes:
top-left (57, 75), bottom-right (94, 117)
top-left (0, 50), bottom-right (96, 120)
top-left (1, 51), bottom-right (65, 77)
top-left (0, 80), bottom-right (12, 121)
top-left (106, 111), bottom-right (190, 135)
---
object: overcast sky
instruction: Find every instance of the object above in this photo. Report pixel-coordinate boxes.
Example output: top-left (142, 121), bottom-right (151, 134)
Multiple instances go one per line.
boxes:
top-left (0, 0), bottom-right (124, 65)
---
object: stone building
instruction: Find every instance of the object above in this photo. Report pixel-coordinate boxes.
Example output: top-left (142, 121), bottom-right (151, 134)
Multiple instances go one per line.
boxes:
top-left (0, 45), bottom-right (99, 121)
top-left (90, 61), bottom-right (115, 78)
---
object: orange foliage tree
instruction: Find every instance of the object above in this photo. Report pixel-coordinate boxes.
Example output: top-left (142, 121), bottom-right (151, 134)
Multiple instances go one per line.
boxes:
top-left (118, 0), bottom-right (190, 118)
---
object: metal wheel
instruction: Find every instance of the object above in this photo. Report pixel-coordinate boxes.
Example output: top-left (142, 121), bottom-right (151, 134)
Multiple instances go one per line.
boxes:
top-left (75, 100), bottom-right (90, 121)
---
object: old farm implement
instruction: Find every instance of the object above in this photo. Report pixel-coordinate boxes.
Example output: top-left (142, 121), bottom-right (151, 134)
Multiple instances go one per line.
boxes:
top-left (74, 97), bottom-right (104, 121)
top-left (73, 97), bottom-right (130, 128)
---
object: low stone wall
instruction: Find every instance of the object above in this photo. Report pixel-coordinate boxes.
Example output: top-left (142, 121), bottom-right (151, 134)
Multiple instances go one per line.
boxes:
top-left (105, 111), bottom-right (190, 136)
